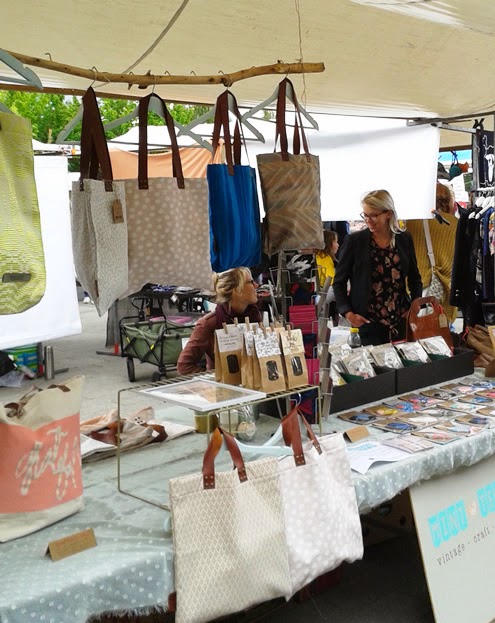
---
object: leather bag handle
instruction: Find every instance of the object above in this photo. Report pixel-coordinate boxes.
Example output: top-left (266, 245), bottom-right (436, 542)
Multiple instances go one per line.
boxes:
top-left (281, 405), bottom-right (322, 465)
top-left (274, 78), bottom-right (311, 162)
top-left (202, 427), bottom-right (248, 489)
top-left (408, 296), bottom-right (442, 319)
top-left (79, 87), bottom-right (114, 191)
top-left (138, 93), bottom-right (184, 190)
top-left (211, 90), bottom-right (243, 175)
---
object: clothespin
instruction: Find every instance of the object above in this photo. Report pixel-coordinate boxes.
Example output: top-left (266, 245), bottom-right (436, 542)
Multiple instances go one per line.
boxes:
top-left (287, 324), bottom-right (292, 338)
top-left (245, 316), bottom-right (250, 331)
top-left (222, 322), bottom-right (228, 334)
top-left (234, 318), bottom-right (238, 326)
top-left (270, 322), bottom-right (275, 331)
top-left (262, 325), bottom-right (267, 338)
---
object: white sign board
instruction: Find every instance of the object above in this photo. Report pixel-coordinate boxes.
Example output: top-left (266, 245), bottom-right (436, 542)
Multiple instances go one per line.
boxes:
top-left (410, 454), bottom-right (495, 623)
top-left (246, 115), bottom-right (440, 221)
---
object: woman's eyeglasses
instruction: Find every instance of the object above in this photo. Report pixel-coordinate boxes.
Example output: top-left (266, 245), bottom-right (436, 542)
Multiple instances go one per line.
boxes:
top-left (359, 211), bottom-right (386, 221)
top-left (246, 279), bottom-right (255, 285)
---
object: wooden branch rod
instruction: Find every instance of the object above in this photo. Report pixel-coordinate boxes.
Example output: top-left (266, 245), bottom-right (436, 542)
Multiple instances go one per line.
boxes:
top-left (4, 51), bottom-right (325, 87)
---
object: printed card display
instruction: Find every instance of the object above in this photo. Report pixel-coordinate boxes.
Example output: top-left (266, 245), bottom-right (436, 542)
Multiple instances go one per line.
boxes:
top-left (457, 394), bottom-right (495, 406)
top-left (452, 413), bottom-right (494, 428)
top-left (279, 328), bottom-right (308, 389)
top-left (382, 434), bottom-right (434, 453)
top-left (253, 327), bottom-right (286, 393)
top-left (214, 324), bottom-right (243, 386)
top-left (420, 387), bottom-right (458, 400)
top-left (436, 400), bottom-right (484, 414)
top-left (395, 413), bottom-right (440, 426)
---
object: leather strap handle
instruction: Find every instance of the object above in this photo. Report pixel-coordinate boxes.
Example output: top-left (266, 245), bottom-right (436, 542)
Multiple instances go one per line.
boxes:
top-left (408, 296), bottom-right (442, 320)
top-left (274, 78), bottom-right (311, 162)
top-left (282, 405), bottom-right (317, 466)
top-left (138, 93), bottom-right (185, 190)
top-left (211, 90), bottom-right (243, 175)
top-left (202, 427), bottom-right (248, 489)
top-left (79, 87), bottom-right (114, 191)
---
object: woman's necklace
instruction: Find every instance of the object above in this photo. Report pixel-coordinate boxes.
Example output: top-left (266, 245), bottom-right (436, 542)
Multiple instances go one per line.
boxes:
top-left (372, 234), bottom-right (392, 249)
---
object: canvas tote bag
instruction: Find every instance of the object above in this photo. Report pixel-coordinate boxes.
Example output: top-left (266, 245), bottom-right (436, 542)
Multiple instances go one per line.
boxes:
top-left (257, 78), bottom-right (324, 254)
top-left (122, 93), bottom-right (212, 296)
top-left (169, 427), bottom-right (291, 623)
top-left (207, 90), bottom-right (262, 271)
top-left (0, 110), bottom-right (46, 314)
top-left (71, 87), bottom-right (128, 315)
top-left (278, 406), bottom-right (363, 597)
top-left (0, 376), bottom-right (84, 542)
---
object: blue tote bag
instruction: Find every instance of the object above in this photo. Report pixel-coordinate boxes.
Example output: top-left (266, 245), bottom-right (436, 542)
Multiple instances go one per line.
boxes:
top-left (207, 91), bottom-right (261, 272)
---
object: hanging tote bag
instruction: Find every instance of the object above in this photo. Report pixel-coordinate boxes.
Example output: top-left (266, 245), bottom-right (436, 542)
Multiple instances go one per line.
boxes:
top-left (71, 87), bottom-right (128, 316)
top-left (0, 111), bottom-right (46, 314)
top-left (207, 90), bottom-right (262, 271)
top-left (406, 296), bottom-right (454, 349)
top-left (123, 93), bottom-right (212, 295)
top-left (278, 406), bottom-right (363, 597)
top-left (0, 376), bottom-right (84, 542)
top-left (169, 427), bottom-right (291, 623)
top-left (257, 78), bottom-right (324, 255)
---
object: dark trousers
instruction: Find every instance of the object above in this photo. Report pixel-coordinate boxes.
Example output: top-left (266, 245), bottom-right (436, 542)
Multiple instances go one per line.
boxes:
top-left (358, 319), bottom-right (406, 346)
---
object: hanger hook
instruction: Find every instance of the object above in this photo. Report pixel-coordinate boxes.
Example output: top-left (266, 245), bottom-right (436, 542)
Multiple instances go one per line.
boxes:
top-left (289, 393), bottom-right (302, 407)
top-left (151, 73), bottom-right (157, 94)
top-left (44, 52), bottom-right (52, 62)
top-left (90, 66), bottom-right (99, 89)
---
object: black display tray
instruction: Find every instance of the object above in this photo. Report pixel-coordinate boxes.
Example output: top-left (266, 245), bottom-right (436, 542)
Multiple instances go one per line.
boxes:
top-left (395, 348), bottom-right (474, 394)
top-left (329, 369), bottom-right (396, 414)
top-left (329, 348), bottom-right (474, 414)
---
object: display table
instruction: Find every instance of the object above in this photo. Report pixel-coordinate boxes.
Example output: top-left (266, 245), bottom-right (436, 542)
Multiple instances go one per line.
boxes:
top-left (2, 376), bottom-right (495, 623)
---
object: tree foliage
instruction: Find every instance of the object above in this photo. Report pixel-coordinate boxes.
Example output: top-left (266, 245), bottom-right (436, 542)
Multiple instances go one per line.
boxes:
top-left (0, 90), bottom-right (211, 144)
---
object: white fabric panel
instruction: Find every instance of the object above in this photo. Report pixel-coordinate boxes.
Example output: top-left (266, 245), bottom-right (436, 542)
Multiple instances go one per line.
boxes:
top-left (0, 156), bottom-right (81, 350)
top-left (246, 116), bottom-right (440, 221)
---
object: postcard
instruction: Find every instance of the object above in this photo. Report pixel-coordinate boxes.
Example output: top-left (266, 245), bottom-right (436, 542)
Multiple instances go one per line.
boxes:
top-left (382, 434), bottom-right (434, 453)
top-left (436, 401), bottom-right (483, 414)
top-left (457, 394), bottom-right (495, 406)
top-left (452, 413), bottom-right (494, 428)
top-left (395, 413), bottom-right (440, 426)
top-left (473, 389), bottom-right (495, 399)
top-left (412, 427), bottom-right (462, 444)
top-left (397, 393), bottom-right (441, 408)
top-left (420, 388), bottom-right (459, 400)
top-left (434, 421), bottom-right (485, 436)
top-left (364, 404), bottom-right (405, 418)
top-left (372, 419), bottom-right (419, 433)
top-left (381, 398), bottom-right (416, 412)
top-left (337, 411), bottom-right (383, 425)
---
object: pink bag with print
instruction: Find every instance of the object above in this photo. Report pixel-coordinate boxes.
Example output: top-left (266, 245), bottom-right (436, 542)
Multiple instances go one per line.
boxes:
top-left (0, 376), bottom-right (84, 541)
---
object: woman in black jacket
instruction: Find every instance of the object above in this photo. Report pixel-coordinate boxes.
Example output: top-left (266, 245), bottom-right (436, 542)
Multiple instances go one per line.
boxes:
top-left (333, 189), bottom-right (422, 345)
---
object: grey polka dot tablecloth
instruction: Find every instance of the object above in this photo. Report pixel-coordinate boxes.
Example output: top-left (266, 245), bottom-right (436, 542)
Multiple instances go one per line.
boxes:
top-left (2, 374), bottom-right (495, 622)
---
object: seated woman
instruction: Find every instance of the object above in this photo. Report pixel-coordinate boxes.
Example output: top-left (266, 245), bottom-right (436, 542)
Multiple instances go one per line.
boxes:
top-left (177, 267), bottom-right (261, 375)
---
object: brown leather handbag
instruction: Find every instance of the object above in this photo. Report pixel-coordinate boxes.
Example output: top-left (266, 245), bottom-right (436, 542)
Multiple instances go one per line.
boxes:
top-left (405, 296), bottom-right (454, 349)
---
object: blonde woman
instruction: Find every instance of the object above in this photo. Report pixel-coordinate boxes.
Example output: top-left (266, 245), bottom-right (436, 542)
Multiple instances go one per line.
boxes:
top-left (333, 189), bottom-right (422, 345)
top-left (177, 267), bottom-right (261, 375)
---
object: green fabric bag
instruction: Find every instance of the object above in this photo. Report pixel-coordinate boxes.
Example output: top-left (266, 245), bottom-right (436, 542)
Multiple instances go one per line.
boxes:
top-left (0, 112), bottom-right (46, 314)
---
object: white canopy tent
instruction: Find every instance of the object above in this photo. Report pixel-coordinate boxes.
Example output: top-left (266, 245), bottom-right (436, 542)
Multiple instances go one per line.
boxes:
top-left (1, 0), bottom-right (494, 122)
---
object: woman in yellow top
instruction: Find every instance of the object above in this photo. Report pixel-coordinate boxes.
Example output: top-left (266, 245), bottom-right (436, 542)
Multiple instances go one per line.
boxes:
top-left (315, 230), bottom-right (339, 289)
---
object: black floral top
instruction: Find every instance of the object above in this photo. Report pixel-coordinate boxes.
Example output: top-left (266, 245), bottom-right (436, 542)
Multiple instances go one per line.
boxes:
top-left (366, 239), bottom-right (408, 330)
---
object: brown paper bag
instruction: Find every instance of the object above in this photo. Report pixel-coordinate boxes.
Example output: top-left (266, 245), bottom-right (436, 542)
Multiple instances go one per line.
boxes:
top-left (279, 328), bottom-right (308, 389)
top-left (214, 324), bottom-right (243, 385)
top-left (240, 323), bottom-right (259, 390)
top-left (253, 327), bottom-right (286, 393)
